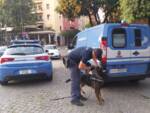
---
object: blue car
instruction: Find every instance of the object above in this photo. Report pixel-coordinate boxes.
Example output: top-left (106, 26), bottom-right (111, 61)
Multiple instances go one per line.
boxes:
top-left (0, 43), bottom-right (53, 85)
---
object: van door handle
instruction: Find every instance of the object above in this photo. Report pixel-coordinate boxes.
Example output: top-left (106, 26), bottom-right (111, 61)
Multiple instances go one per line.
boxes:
top-left (133, 51), bottom-right (139, 56)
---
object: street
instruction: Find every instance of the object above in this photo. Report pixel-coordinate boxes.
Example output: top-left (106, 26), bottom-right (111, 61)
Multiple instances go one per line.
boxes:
top-left (0, 48), bottom-right (150, 113)
top-left (0, 0), bottom-right (150, 112)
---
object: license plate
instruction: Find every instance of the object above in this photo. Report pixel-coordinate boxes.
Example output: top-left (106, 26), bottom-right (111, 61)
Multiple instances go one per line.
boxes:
top-left (110, 68), bottom-right (127, 73)
top-left (19, 70), bottom-right (33, 75)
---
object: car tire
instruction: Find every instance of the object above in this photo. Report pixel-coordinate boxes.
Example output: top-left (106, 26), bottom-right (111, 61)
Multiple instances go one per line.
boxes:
top-left (1, 81), bottom-right (8, 85)
top-left (58, 55), bottom-right (61, 59)
top-left (129, 79), bottom-right (143, 83)
top-left (47, 73), bottom-right (53, 81)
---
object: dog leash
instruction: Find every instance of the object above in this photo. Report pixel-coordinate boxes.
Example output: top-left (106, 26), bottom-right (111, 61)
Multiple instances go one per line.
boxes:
top-left (49, 96), bottom-right (71, 101)
top-left (90, 77), bottom-right (104, 82)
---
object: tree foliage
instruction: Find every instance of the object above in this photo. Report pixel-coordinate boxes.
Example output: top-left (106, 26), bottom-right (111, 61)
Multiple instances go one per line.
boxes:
top-left (99, 0), bottom-right (120, 23)
top-left (0, 0), bottom-right (36, 31)
top-left (120, 0), bottom-right (150, 23)
top-left (60, 29), bottom-right (80, 45)
top-left (60, 29), bottom-right (80, 39)
top-left (56, 0), bottom-right (119, 25)
top-left (56, 0), bottom-right (81, 20)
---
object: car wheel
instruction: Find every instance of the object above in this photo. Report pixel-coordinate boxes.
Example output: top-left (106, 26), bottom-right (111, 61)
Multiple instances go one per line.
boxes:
top-left (129, 79), bottom-right (143, 83)
top-left (59, 55), bottom-right (61, 59)
top-left (1, 81), bottom-right (8, 85)
top-left (47, 73), bottom-right (53, 81)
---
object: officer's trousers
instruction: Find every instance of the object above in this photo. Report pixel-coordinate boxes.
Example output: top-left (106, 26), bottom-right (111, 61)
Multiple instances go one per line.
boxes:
top-left (69, 65), bottom-right (81, 101)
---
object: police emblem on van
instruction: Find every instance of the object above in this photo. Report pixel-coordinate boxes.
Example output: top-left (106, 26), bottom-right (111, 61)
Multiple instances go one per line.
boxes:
top-left (116, 51), bottom-right (122, 58)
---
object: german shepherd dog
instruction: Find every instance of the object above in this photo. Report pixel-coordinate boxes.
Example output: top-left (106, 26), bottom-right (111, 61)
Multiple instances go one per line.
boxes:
top-left (62, 56), bottom-right (104, 105)
top-left (80, 66), bottom-right (104, 105)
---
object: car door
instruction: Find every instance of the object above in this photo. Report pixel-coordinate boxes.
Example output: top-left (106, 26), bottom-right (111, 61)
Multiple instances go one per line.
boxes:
top-left (107, 26), bottom-right (131, 77)
top-left (129, 27), bottom-right (150, 75)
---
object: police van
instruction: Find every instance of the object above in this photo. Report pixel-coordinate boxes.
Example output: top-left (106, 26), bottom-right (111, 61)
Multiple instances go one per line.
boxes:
top-left (69, 23), bottom-right (150, 82)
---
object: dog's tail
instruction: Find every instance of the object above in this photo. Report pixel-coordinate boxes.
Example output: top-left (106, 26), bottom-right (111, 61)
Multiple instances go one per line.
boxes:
top-left (65, 78), bottom-right (71, 83)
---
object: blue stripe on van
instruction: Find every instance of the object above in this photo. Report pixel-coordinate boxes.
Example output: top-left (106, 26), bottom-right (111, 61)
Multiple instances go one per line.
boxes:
top-left (107, 60), bottom-right (150, 65)
top-left (108, 56), bottom-right (150, 60)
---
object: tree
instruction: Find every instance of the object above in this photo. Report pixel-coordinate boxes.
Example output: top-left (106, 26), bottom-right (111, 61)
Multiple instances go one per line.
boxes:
top-left (0, 0), bottom-right (11, 27)
top-left (60, 29), bottom-right (80, 45)
top-left (56, 0), bottom-right (81, 20)
top-left (120, 0), bottom-right (150, 23)
top-left (100, 0), bottom-right (120, 23)
top-left (0, 0), bottom-right (36, 31)
top-left (79, 0), bottom-right (102, 25)
top-left (56, 0), bottom-right (120, 26)
top-left (80, 0), bottom-right (120, 24)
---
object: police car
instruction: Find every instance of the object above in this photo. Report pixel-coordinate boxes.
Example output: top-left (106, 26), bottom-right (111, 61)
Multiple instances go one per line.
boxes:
top-left (0, 40), bottom-right (53, 85)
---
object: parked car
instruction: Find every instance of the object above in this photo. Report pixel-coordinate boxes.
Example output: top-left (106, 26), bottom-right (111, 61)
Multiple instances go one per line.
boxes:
top-left (68, 23), bottom-right (150, 82)
top-left (0, 46), bottom-right (7, 57)
top-left (44, 44), bottom-right (61, 59)
top-left (0, 42), bottom-right (53, 85)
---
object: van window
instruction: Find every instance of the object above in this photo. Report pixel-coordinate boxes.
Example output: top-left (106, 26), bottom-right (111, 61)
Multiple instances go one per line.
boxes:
top-left (134, 29), bottom-right (142, 47)
top-left (112, 28), bottom-right (126, 48)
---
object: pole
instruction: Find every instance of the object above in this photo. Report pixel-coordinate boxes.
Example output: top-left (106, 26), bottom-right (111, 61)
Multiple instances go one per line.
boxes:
top-left (20, 0), bottom-right (23, 33)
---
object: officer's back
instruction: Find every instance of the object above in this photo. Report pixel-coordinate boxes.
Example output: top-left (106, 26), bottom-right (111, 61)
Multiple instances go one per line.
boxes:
top-left (68, 47), bottom-right (92, 66)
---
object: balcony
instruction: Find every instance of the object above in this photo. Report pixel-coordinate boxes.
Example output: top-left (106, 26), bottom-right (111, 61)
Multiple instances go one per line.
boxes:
top-left (33, 0), bottom-right (42, 3)
top-left (36, 20), bottom-right (44, 24)
top-left (36, 10), bottom-right (43, 14)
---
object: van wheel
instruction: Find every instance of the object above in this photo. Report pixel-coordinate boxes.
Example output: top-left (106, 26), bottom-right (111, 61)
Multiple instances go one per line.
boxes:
top-left (1, 81), bottom-right (8, 85)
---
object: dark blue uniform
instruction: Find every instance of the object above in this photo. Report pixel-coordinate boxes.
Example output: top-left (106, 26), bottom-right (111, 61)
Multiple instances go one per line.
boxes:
top-left (68, 47), bottom-right (93, 101)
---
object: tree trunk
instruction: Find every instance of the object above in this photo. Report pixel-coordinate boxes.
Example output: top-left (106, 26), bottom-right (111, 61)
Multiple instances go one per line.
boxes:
top-left (88, 12), bottom-right (93, 26)
top-left (93, 12), bottom-right (100, 25)
top-left (148, 17), bottom-right (150, 26)
top-left (103, 13), bottom-right (108, 23)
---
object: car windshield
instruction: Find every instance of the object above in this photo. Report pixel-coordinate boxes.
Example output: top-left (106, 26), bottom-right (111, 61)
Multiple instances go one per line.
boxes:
top-left (4, 45), bottom-right (44, 55)
top-left (0, 52), bottom-right (4, 56)
top-left (45, 45), bottom-right (57, 50)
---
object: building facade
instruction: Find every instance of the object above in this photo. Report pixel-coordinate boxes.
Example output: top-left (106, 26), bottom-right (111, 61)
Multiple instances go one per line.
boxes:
top-left (33, 0), bottom-right (89, 45)
top-left (33, 0), bottom-right (88, 33)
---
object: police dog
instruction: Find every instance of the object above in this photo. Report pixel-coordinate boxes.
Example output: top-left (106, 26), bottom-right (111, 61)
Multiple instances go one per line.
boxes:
top-left (62, 56), bottom-right (104, 105)
top-left (80, 66), bottom-right (104, 105)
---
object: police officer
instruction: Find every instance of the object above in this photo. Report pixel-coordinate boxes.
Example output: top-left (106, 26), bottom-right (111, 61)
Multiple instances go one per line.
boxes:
top-left (67, 47), bottom-right (102, 106)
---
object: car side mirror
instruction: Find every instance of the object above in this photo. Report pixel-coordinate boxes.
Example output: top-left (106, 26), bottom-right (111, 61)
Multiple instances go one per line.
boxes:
top-left (68, 43), bottom-right (74, 49)
top-left (45, 50), bottom-right (48, 53)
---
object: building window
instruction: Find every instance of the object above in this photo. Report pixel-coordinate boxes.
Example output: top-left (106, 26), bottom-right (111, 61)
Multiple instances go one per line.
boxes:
top-left (46, 4), bottom-right (50, 10)
top-left (36, 3), bottom-right (42, 11)
top-left (47, 14), bottom-right (50, 20)
top-left (37, 14), bottom-right (43, 21)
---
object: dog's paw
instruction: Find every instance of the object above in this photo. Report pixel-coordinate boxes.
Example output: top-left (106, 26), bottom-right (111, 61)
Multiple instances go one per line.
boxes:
top-left (98, 98), bottom-right (104, 105)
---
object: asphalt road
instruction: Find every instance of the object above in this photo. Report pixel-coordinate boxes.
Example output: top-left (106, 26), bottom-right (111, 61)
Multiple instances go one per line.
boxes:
top-left (0, 47), bottom-right (150, 113)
